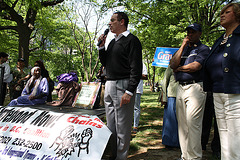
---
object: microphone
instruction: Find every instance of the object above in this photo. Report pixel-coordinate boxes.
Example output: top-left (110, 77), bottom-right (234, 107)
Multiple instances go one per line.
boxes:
top-left (97, 28), bottom-right (109, 46)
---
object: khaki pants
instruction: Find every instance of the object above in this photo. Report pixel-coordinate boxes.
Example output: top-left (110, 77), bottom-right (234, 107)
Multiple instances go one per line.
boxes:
top-left (176, 82), bottom-right (206, 160)
top-left (213, 93), bottom-right (240, 160)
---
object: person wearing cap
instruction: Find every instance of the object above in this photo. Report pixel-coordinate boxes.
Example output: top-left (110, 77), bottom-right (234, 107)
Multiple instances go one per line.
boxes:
top-left (203, 3), bottom-right (240, 159)
top-left (170, 23), bottom-right (210, 160)
top-left (0, 52), bottom-right (12, 105)
top-left (9, 58), bottom-right (30, 100)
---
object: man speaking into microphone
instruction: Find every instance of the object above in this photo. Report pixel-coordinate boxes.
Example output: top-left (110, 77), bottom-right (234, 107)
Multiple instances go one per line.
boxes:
top-left (98, 12), bottom-right (142, 160)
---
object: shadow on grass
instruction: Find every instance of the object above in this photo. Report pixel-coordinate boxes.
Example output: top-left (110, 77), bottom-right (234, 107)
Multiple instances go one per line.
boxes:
top-left (127, 87), bottom-right (220, 160)
top-left (140, 106), bottom-right (163, 121)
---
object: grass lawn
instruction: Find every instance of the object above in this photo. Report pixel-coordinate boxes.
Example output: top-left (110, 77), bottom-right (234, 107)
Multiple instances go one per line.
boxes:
top-left (129, 86), bottom-right (163, 153)
top-left (126, 86), bottom-right (218, 160)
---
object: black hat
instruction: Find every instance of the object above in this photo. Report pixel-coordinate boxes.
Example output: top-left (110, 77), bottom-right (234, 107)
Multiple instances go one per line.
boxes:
top-left (186, 23), bottom-right (202, 32)
top-left (18, 58), bottom-right (25, 62)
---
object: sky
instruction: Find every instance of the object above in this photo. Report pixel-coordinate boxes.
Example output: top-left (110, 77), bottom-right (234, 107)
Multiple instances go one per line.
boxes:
top-left (67, 0), bottom-right (125, 47)
top-left (77, 1), bottom-right (124, 47)
top-left (95, 7), bottom-right (125, 47)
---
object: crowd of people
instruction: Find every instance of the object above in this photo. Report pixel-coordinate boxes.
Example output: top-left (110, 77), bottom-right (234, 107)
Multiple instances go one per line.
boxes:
top-left (98, 2), bottom-right (240, 160)
top-left (166, 3), bottom-right (240, 160)
top-left (0, 56), bottom-right (54, 106)
top-left (1, 2), bottom-right (240, 160)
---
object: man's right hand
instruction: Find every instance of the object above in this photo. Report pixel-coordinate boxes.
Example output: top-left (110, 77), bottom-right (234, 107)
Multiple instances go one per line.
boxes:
top-left (182, 36), bottom-right (190, 48)
top-left (97, 34), bottom-right (107, 47)
top-left (170, 36), bottom-right (189, 70)
top-left (120, 93), bottom-right (132, 107)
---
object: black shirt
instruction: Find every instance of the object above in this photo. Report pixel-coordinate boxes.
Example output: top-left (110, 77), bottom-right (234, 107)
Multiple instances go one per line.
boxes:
top-left (99, 33), bottom-right (142, 93)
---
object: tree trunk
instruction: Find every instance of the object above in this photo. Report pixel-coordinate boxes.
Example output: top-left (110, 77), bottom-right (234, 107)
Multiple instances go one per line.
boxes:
top-left (151, 66), bottom-right (155, 92)
top-left (18, 23), bottom-right (32, 66)
top-left (0, 1), bottom-right (63, 66)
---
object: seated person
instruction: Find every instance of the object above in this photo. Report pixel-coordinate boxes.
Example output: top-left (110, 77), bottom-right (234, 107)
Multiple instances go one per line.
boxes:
top-left (9, 58), bottom-right (30, 100)
top-left (34, 60), bottom-right (54, 102)
top-left (8, 66), bottom-right (49, 106)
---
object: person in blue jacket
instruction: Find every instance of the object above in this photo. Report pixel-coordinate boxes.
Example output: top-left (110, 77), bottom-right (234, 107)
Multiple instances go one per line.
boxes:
top-left (203, 3), bottom-right (240, 160)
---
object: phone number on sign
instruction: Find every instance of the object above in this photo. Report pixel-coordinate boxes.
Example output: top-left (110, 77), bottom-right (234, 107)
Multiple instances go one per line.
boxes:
top-left (0, 136), bottom-right (42, 150)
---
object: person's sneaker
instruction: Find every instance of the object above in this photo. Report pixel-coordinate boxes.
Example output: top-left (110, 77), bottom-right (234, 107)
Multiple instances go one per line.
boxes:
top-left (132, 127), bottom-right (138, 134)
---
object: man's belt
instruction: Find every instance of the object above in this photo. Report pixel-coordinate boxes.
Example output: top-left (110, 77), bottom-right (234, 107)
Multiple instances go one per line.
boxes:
top-left (179, 80), bottom-right (202, 86)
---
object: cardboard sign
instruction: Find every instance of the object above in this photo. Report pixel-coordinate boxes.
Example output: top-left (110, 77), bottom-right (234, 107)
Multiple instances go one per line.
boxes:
top-left (73, 82), bottom-right (101, 109)
top-left (152, 47), bottom-right (179, 68)
top-left (0, 106), bottom-right (111, 160)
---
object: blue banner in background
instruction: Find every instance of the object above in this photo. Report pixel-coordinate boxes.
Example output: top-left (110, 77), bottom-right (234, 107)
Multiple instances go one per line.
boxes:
top-left (152, 47), bottom-right (179, 68)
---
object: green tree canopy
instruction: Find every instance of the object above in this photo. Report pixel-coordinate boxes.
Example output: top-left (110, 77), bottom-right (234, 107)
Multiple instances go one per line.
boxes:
top-left (0, 0), bottom-right (64, 65)
top-left (101, 0), bottom-right (237, 84)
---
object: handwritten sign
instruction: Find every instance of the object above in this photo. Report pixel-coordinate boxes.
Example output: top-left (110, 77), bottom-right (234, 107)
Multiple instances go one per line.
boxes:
top-left (73, 82), bottom-right (101, 109)
top-left (152, 47), bottom-right (179, 68)
top-left (0, 106), bottom-right (111, 160)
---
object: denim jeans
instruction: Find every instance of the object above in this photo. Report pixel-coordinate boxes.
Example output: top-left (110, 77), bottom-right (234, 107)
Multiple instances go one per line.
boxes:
top-left (133, 93), bottom-right (141, 128)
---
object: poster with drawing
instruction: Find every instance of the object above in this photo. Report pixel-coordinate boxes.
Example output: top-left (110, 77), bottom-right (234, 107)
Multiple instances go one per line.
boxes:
top-left (0, 106), bottom-right (111, 160)
top-left (73, 82), bottom-right (101, 109)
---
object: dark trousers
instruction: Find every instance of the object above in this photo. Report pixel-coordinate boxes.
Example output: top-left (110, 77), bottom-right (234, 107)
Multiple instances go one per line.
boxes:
top-left (0, 82), bottom-right (7, 105)
top-left (47, 80), bottom-right (54, 102)
top-left (201, 92), bottom-right (220, 153)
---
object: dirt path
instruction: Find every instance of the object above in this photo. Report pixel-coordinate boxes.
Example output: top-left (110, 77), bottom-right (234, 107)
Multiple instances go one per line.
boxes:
top-left (127, 144), bottom-right (213, 160)
top-left (127, 143), bottom-right (181, 160)
top-left (102, 134), bottom-right (214, 160)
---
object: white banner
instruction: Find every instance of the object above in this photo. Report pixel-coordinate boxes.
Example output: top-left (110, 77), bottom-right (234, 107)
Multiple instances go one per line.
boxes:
top-left (0, 106), bottom-right (111, 160)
